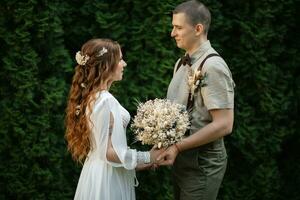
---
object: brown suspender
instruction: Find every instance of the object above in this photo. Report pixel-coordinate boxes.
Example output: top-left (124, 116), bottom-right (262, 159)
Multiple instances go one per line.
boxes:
top-left (175, 53), bottom-right (220, 110)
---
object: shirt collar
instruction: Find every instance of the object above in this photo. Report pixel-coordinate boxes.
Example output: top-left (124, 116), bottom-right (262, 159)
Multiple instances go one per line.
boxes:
top-left (188, 40), bottom-right (211, 64)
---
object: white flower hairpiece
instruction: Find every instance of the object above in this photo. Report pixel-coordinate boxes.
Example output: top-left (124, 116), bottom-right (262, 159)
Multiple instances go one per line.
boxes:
top-left (80, 83), bottom-right (86, 88)
top-left (97, 47), bottom-right (108, 57)
top-left (75, 105), bottom-right (81, 116)
top-left (75, 51), bottom-right (90, 65)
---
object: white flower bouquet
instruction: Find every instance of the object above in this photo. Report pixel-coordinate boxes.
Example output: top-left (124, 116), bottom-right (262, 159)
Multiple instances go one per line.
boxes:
top-left (131, 99), bottom-right (190, 148)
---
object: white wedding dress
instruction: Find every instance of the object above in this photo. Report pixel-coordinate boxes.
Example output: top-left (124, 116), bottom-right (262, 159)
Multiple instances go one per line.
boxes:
top-left (74, 91), bottom-right (138, 200)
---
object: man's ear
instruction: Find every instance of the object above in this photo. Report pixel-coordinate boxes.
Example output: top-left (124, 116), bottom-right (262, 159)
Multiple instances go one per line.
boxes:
top-left (195, 24), bottom-right (204, 36)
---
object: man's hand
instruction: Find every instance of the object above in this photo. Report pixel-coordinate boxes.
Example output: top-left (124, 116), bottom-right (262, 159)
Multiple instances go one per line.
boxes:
top-left (136, 146), bottom-right (166, 171)
top-left (156, 145), bottom-right (179, 166)
top-left (149, 145), bottom-right (166, 164)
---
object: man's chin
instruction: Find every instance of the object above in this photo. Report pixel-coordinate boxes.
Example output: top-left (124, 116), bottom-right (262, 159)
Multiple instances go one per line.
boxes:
top-left (176, 43), bottom-right (185, 50)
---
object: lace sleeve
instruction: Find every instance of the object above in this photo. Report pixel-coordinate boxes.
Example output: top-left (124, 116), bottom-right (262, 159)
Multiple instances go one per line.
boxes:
top-left (136, 151), bottom-right (151, 164)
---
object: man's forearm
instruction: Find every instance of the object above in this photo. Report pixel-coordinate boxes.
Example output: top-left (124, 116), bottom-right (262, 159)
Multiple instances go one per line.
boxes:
top-left (176, 109), bottom-right (233, 152)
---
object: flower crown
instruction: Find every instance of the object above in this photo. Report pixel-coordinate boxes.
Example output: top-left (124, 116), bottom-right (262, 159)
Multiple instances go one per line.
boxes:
top-left (75, 47), bottom-right (108, 65)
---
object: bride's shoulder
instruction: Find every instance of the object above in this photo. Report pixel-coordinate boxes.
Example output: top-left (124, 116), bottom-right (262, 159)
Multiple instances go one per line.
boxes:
top-left (94, 91), bottom-right (119, 108)
top-left (98, 90), bottom-right (112, 99)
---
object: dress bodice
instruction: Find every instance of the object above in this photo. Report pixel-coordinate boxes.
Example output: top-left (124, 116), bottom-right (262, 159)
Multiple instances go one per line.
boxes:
top-left (119, 105), bottom-right (130, 128)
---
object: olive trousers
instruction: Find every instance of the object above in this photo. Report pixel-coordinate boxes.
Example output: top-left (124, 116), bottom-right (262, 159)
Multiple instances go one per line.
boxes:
top-left (172, 139), bottom-right (227, 200)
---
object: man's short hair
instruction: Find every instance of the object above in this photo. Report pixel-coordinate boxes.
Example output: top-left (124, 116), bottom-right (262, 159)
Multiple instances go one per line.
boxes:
top-left (173, 0), bottom-right (211, 35)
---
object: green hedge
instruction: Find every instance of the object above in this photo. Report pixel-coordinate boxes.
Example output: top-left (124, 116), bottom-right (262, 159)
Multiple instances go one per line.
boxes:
top-left (0, 0), bottom-right (299, 199)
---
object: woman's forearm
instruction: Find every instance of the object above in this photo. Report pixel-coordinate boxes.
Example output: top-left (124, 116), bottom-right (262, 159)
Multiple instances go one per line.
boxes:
top-left (106, 136), bottom-right (121, 163)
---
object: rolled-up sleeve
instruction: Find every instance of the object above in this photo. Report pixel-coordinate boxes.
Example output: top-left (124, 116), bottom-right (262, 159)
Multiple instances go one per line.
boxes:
top-left (200, 60), bottom-right (235, 110)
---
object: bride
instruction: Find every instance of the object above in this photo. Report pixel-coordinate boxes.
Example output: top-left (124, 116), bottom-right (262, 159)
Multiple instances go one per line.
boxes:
top-left (65, 38), bottom-right (163, 200)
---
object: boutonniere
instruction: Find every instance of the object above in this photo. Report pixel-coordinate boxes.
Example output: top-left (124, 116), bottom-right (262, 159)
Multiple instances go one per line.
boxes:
top-left (187, 68), bottom-right (207, 100)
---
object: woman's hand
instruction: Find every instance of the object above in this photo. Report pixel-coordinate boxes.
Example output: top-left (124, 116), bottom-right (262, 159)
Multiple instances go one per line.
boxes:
top-left (149, 145), bottom-right (166, 164)
top-left (135, 163), bottom-right (153, 171)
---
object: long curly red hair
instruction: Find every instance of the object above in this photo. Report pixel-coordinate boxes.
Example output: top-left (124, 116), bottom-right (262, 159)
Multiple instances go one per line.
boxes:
top-left (65, 38), bottom-right (121, 163)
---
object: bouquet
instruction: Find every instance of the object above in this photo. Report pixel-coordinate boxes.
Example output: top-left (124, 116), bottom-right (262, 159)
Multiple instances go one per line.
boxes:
top-left (131, 99), bottom-right (190, 148)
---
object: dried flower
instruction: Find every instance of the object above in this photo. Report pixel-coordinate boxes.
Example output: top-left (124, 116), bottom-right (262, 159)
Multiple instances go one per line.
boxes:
top-left (80, 83), bottom-right (86, 88)
top-left (187, 68), bottom-right (207, 100)
top-left (131, 99), bottom-right (190, 148)
top-left (75, 51), bottom-right (90, 65)
top-left (96, 47), bottom-right (108, 57)
top-left (75, 105), bottom-right (81, 116)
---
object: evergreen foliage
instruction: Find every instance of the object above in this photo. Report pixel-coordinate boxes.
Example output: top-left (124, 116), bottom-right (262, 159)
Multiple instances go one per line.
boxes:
top-left (0, 0), bottom-right (299, 199)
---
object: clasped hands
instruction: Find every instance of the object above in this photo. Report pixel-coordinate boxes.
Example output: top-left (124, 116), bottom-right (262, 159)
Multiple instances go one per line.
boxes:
top-left (136, 144), bottom-right (180, 171)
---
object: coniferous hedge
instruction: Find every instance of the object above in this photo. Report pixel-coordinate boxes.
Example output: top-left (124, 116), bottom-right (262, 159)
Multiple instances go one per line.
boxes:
top-left (0, 0), bottom-right (299, 199)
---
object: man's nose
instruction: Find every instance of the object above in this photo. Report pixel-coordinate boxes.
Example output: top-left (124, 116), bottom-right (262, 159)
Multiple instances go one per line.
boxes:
top-left (171, 28), bottom-right (176, 37)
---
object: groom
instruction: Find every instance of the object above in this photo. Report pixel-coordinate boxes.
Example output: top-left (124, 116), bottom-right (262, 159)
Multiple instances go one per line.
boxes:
top-left (157, 1), bottom-right (235, 199)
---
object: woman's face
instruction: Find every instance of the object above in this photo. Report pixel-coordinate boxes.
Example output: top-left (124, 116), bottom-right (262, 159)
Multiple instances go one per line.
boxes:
top-left (112, 49), bottom-right (127, 81)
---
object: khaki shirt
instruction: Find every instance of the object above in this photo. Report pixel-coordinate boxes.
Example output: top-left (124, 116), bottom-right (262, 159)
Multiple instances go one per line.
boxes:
top-left (167, 40), bottom-right (235, 134)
